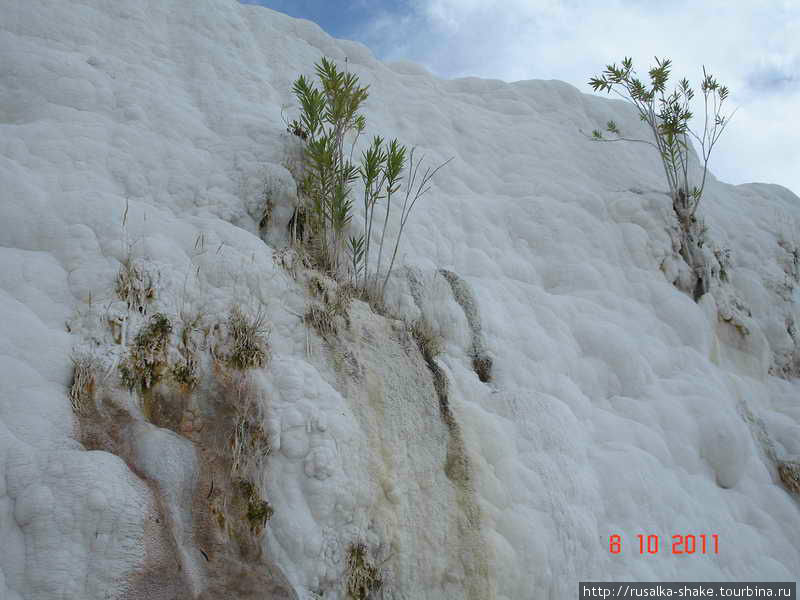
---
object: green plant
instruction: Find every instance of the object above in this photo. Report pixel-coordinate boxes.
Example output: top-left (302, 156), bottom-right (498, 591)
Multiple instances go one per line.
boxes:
top-left (291, 58), bottom-right (451, 302)
top-left (378, 148), bottom-right (451, 299)
top-left (291, 57), bottom-right (368, 272)
top-left (357, 135), bottom-right (386, 287)
top-left (589, 57), bottom-right (734, 300)
top-left (589, 57), bottom-right (733, 224)
top-left (246, 495), bottom-right (273, 533)
top-left (237, 478), bottom-right (274, 535)
top-left (353, 140), bottom-right (450, 299)
top-left (347, 234), bottom-right (366, 283)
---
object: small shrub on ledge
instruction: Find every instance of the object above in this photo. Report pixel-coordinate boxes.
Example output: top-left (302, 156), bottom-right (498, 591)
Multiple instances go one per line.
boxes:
top-left (288, 57), bottom-right (451, 304)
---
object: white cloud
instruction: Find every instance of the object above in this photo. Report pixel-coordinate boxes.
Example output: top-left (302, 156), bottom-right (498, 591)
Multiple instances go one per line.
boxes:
top-left (356, 0), bottom-right (800, 196)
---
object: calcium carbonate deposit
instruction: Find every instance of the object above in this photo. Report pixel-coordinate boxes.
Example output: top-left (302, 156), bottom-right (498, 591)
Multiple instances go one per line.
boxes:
top-left (1, 1), bottom-right (799, 599)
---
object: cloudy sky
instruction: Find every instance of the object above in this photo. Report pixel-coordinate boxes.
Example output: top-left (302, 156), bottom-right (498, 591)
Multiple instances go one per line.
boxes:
top-left (243, 0), bottom-right (799, 198)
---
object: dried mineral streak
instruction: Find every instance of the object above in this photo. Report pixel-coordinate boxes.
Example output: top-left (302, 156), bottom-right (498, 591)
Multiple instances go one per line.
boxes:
top-left (405, 267), bottom-right (493, 600)
top-left (438, 269), bottom-right (493, 383)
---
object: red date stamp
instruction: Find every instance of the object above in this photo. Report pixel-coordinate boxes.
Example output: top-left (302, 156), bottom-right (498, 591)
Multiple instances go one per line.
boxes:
top-left (609, 534), bottom-right (719, 555)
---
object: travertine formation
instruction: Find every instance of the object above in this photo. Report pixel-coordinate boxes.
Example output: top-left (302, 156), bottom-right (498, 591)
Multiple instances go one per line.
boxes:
top-left (1, 1), bottom-right (799, 598)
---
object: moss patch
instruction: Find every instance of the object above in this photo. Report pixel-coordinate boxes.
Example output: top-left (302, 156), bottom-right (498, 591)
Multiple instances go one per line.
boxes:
top-left (237, 479), bottom-right (273, 536)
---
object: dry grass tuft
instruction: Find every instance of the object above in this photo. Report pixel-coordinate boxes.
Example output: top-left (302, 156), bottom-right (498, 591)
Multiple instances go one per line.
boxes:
top-left (259, 178), bottom-right (275, 230)
top-left (230, 406), bottom-right (271, 476)
top-left (226, 306), bottom-right (270, 370)
top-left (345, 543), bottom-right (382, 600)
top-left (305, 304), bottom-right (338, 339)
top-left (409, 317), bottom-right (454, 428)
top-left (330, 283), bottom-right (354, 321)
top-left (472, 355), bottom-right (493, 383)
top-left (115, 257), bottom-right (157, 313)
top-left (119, 312), bottom-right (173, 392)
top-left (307, 274), bottom-right (327, 299)
top-left (170, 359), bottom-right (198, 392)
top-left (273, 244), bottom-right (315, 282)
top-left (306, 276), bottom-right (353, 329)
top-left (70, 352), bottom-right (100, 415)
top-left (409, 318), bottom-right (443, 363)
top-left (779, 460), bottom-right (800, 496)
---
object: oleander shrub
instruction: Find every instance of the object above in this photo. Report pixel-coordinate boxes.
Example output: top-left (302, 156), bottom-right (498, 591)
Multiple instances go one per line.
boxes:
top-left (290, 58), bottom-right (450, 302)
top-left (589, 57), bottom-right (734, 300)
